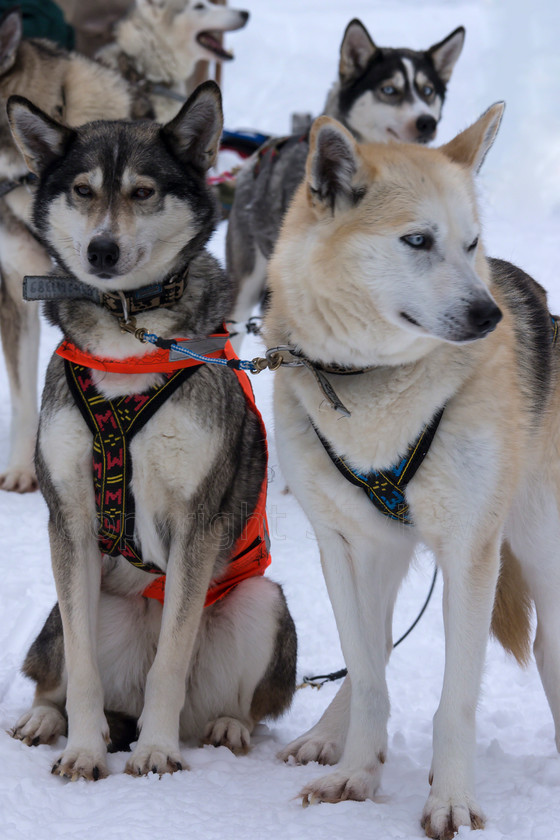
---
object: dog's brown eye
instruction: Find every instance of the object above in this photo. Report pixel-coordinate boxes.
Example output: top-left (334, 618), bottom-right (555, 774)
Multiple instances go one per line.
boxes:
top-left (132, 187), bottom-right (155, 200)
top-left (74, 184), bottom-right (93, 198)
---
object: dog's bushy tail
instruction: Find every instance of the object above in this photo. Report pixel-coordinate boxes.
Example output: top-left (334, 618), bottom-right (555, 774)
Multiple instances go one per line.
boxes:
top-left (491, 540), bottom-right (533, 666)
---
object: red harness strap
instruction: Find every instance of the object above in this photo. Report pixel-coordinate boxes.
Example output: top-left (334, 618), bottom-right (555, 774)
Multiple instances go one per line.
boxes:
top-left (56, 330), bottom-right (230, 374)
top-left (56, 335), bottom-right (271, 607)
top-left (143, 473), bottom-right (270, 608)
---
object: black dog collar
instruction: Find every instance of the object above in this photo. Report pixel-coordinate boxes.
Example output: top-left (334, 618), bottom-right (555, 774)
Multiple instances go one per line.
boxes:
top-left (23, 271), bottom-right (187, 316)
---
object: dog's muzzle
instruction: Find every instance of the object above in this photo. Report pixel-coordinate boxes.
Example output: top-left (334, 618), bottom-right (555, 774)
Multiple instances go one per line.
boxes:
top-left (87, 236), bottom-right (120, 278)
top-left (467, 298), bottom-right (502, 338)
top-left (416, 114), bottom-right (437, 143)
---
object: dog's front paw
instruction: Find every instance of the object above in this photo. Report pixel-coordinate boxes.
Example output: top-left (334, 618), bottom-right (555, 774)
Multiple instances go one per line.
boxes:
top-left (203, 716), bottom-right (251, 755)
top-left (10, 705), bottom-right (66, 746)
top-left (0, 465), bottom-right (38, 493)
top-left (300, 766), bottom-right (381, 805)
top-left (125, 744), bottom-right (187, 776)
top-left (51, 744), bottom-right (108, 781)
top-left (421, 792), bottom-right (485, 839)
top-left (278, 731), bottom-right (342, 765)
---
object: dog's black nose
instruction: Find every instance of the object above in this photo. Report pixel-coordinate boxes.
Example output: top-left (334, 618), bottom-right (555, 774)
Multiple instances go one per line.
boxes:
top-left (416, 114), bottom-right (437, 138)
top-left (467, 299), bottom-right (503, 337)
top-left (240, 11), bottom-right (249, 23)
top-left (87, 236), bottom-right (120, 273)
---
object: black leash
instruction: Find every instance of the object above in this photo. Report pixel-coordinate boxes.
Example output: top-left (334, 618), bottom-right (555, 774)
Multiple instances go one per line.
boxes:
top-left (299, 564), bottom-right (438, 688)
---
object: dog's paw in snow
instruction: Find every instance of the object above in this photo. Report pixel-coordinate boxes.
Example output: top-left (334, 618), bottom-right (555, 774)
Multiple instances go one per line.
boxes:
top-left (278, 732), bottom-right (342, 766)
top-left (0, 465), bottom-right (38, 493)
top-left (10, 705), bottom-right (66, 746)
top-left (125, 744), bottom-right (187, 776)
top-left (203, 716), bottom-right (251, 754)
top-left (300, 766), bottom-right (381, 805)
top-left (51, 745), bottom-right (108, 782)
top-left (421, 792), bottom-right (485, 839)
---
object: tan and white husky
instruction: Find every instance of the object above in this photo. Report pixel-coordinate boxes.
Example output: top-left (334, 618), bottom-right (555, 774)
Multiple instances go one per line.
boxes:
top-left (264, 106), bottom-right (560, 837)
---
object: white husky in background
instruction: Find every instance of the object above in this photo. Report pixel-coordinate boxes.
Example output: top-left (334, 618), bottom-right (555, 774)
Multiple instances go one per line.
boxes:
top-left (97, 0), bottom-right (250, 121)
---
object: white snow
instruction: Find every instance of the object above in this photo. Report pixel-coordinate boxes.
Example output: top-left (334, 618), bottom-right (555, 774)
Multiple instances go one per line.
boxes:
top-left (1, 1), bottom-right (559, 838)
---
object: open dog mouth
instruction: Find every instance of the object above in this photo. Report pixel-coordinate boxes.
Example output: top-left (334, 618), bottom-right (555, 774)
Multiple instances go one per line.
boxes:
top-left (196, 31), bottom-right (234, 60)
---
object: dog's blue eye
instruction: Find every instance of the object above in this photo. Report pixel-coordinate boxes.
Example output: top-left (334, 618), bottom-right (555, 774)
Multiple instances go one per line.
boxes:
top-left (74, 184), bottom-right (93, 198)
top-left (381, 85), bottom-right (397, 96)
top-left (401, 233), bottom-right (432, 250)
top-left (422, 85), bottom-right (434, 97)
top-left (132, 187), bottom-right (155, 200)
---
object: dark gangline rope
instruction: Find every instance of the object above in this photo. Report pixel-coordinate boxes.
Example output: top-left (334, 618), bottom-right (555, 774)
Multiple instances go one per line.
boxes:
top-left (300, 565), bottom-right (438, 688)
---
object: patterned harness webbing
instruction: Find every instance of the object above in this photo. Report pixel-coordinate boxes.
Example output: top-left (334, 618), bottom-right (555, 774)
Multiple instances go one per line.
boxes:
top-left (65, 361), bottom-right (195, 573)
top-left (313, 408), bottom-right (445, 526)
top-left (63, 347), bottom-right (272, 607)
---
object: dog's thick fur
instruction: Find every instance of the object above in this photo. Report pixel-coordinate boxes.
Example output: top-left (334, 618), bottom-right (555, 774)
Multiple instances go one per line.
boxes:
top-left (226, 19), bottom-right (465, 349)
top-left (7, 82), bottom-right (296, 780)
top-left (263, 107), bottom-right (560, 837)
top-left (0, 8), bottom-right (154, 494)
top-left (97, 0), bottom-right (250, 122)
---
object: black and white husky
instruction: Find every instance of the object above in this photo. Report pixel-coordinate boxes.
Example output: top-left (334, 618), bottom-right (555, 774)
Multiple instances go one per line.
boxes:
top-left (226, 19), bottom-right (465, 349)
top-left (7, 82), bottom-right (296, 780)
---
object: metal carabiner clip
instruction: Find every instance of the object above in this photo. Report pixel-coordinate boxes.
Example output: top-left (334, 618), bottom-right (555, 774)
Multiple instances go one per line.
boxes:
top-left (265, 345), bottom-right (304, 368)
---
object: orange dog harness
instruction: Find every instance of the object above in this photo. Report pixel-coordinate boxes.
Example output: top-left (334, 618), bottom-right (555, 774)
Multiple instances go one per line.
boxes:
top-left (57, 335), bottom-right (271, 608)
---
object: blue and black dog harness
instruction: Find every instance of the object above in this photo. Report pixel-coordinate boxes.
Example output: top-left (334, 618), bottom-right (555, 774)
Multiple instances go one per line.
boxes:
top-left (313, 408), bottom-right (444, 526)
top-left (314, 314), bottom-right (560, 526)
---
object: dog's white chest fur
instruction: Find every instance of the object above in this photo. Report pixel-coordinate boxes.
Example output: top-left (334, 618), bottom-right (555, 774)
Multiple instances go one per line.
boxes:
top-left (40, 371), bottom-right (220, 574)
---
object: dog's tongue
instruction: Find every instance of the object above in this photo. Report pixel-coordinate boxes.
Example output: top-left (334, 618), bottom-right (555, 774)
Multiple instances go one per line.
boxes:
top-left (196, 31), bottom-right (233, 60)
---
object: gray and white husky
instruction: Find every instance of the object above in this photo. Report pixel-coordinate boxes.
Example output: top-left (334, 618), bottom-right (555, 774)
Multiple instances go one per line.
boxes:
top-left (226, 19), bottom-right (465, 349)
top-left (0, 0), bottom-right (249, 494)
top-left (7, 82), bottom-right (296, 780)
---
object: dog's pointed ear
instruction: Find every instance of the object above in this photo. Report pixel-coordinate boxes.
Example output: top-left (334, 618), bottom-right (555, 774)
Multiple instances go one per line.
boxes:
top-left (161, 80), bottom-right (223, 171)
top-left (306, 116), bottom-right (361, 214)
top-left (427, 26), bottom-right (465, 84)
top-left (0, 8), bottom-right (22, 75)
top-left (7, 96), bottom-right (75, 175)
top-left (441, 102), bottom-right (504, 173)
top-left (339, 19), bottom-right (377, 84)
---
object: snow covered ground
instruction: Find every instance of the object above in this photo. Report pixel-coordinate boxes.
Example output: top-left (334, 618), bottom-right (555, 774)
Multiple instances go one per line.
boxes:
top-left (1, 1), bottom-right (559, 838)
